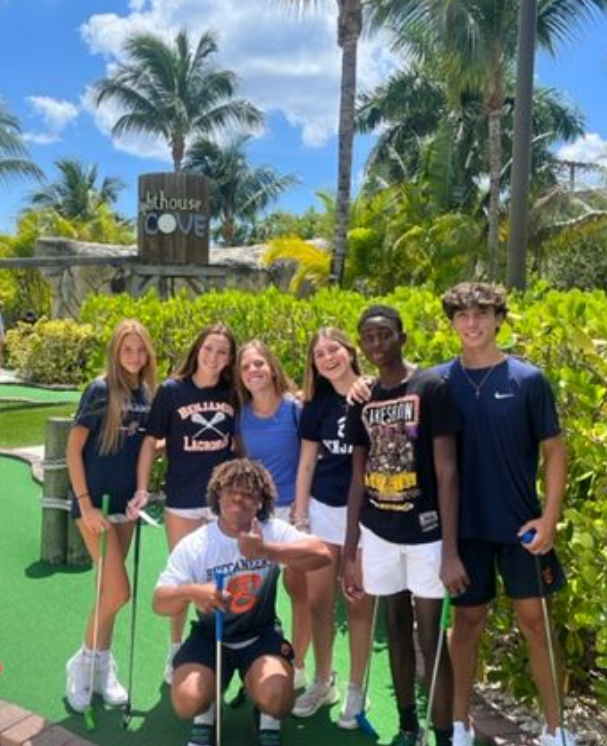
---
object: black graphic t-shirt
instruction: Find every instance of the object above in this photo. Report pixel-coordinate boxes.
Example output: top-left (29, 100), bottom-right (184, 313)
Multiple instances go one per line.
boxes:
top-left (72, 377), bottom-right (150, 516)
top-left (299, 385), bottom-right (353, 507)
top-left (345, 368), bottom-right (460, 544)
top-left (146, 377), bottom-right (235, 509)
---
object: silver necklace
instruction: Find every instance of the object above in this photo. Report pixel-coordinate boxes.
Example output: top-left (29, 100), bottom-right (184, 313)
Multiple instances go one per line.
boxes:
top-left (459, 358), bottom-right (500, 399)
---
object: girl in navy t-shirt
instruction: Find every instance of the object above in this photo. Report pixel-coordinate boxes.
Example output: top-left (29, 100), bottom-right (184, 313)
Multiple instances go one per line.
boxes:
top-left (235, 340), bottom-right (309, 687)
top-left (291, 328), bottom-right (374, 729)
top-left (132, 322), bottom-right (239, 684)
top-left (65, 319), bottom-right (156, 714)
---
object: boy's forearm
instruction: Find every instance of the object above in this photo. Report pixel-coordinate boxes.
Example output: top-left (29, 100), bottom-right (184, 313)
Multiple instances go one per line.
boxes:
top-left (262, 538), bottom-right (331, 571)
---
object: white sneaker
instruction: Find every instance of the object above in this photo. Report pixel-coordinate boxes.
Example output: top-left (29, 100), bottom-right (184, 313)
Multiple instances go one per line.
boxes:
top-left (293, 666), bottom-right (307, 690)
top-left (66, 649), bottom-right (92, 713)
top-left (539, 726), bottom-right (577, 746)
top-left (337, 683), bottom-right (367, 729)
top-left (164, 642), bottom-right (181, 685)
top-left (292, 673), bottom-right (339, 717)
top-left (94, 652), bottom-right (128, 706)
top-left (452, 721), bottom-right (475, 746)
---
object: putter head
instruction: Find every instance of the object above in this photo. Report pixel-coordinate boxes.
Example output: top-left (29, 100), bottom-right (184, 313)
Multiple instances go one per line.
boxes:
top-left (355, 711), bottom-right (379, 739)
top-left (122, 704), bottom-right (132, 729)
top-left (84, 706), bottom-right (95, 732)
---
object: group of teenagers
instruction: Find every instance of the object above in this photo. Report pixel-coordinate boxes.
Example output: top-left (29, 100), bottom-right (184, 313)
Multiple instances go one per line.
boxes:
top-left (63, 281), bottom-right (574, 746)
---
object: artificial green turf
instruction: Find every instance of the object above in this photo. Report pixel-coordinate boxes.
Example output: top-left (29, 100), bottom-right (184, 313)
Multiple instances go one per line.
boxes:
top-left (0, 455), bottom-right (411, 746)
top-left (0, 403), bottom-right (76, 448)
top-left (0, 383), bottom-right (81, 404)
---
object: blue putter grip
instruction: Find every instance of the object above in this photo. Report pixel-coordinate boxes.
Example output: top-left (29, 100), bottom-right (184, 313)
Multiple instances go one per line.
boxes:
top-left (521, 529), bottom-right (537, 545)
top-left (215, 571), bottom-right (225, 641)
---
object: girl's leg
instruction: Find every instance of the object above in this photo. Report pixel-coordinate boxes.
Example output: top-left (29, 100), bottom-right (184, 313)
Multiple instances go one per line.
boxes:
top-left (344, 549), bottom-right (375, 688)
top-left (283, 567), bottom-right (310, 671)
top-left (306, 543), bottom-right (340, 682)
top-left (165, 511), bottom-right (205, 644)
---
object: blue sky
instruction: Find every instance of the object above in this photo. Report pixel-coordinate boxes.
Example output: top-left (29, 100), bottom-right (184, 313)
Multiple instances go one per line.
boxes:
top-left (0, 0), bottom-right (606, 234)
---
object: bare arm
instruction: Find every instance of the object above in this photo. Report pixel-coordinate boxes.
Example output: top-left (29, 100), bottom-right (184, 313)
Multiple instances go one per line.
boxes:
top-left (342, 446), bottom-right (367, 600)
top-left (238, 519), bottom-right (331, 571)
top-left (153, 583), bottom-right (228, 617)
top-left (519, 434), bottom-right (567, 554)
top-left (292, 439), bottom-right (319, 525)
top-left (66, 425), bottom-right (108, 533)
top-left (433, 434), bottom-right (468, 595)
top-left (136, 434), bottom-right (157, 493)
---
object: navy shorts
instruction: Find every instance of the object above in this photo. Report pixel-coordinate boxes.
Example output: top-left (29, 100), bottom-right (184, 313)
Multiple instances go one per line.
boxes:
top-left (173, 624), bottom-right (294, 687)
top-left (453, 539), bottom-right (566, 607)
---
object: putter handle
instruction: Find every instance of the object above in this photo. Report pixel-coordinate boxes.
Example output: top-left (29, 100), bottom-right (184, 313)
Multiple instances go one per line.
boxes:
top-left (439, 594), bottom-right (452, 629)
top-left (214, 570), bottom-right (226, 642)
top-left (100, 494), bottom-right (110, 557)
top-left (521, 528), bottom-right (536, 545)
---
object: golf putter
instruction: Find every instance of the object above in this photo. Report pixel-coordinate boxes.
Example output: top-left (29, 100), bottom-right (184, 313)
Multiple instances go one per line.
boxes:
top-left (521, 529), bottom-right (568, 746)
top-left (422, 594), bottom-right (452, 746)
top-left (84, 494), bottom-right (110, 732)
top-left (214, 570), bottom-right (227, 746)
top-left (122, 516), bottom-right (142, 728)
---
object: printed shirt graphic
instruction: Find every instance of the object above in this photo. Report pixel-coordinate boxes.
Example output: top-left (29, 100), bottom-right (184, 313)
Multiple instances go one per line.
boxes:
top-left (435, 356), bottom-right (561, 543)
top-left (146, 377), bottom-right (235, 509)
top-left (74, 377), bottom-right (150, 511)
top-left (299, 386), bottom-right (353, 507)
top-left (346, 369), bottom-right (460, 544)
top-left (156, 519), bottom-right (308, 643)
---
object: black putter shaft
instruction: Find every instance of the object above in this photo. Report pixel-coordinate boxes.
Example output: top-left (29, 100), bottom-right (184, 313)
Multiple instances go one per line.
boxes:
top-left (123, 517), bottom-right (142, 728)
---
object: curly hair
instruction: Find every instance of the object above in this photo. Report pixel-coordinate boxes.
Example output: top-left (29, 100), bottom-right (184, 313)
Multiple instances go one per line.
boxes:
top-left (207, 458), bottom-right (277, 522)
top-left (442, 282), bottom-right (508, 320)
top-left (357, 304), bottom-right (404, 334)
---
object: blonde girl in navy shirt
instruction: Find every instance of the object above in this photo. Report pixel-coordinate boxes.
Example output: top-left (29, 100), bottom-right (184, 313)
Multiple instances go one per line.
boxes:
top-left (132, 323), bottom-right (239, 684)
top-left (65, 319), bottom-right (156, 713)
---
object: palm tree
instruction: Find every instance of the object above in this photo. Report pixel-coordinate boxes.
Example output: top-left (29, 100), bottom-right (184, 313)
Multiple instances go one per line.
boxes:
top-left (283, 1), bottom-right (363, 285)
top-left (28, 157), bottom-right (125, 221)
top-left (368, 0), bottom-right (607, 278)
top-left (0, 101), bottom-right (42, 186)
top-left (93, 30), bottom-right (263, 172)
top-left (184, 135), bottom-right (298, 245)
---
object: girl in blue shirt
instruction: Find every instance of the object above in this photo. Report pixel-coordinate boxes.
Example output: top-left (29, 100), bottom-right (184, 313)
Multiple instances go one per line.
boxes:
top-left (235, 340), bottom-right (309, 687)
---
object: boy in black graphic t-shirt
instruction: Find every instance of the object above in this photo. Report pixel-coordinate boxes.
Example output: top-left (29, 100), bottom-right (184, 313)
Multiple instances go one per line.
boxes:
top-left (344, 305), bottom-right (468, 746)
top-left (154, 459), bottom-right (330, 746)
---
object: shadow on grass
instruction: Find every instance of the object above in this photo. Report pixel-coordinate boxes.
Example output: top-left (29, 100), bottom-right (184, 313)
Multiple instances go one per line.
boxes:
top-left (25, 560), bottom-right (91, 579)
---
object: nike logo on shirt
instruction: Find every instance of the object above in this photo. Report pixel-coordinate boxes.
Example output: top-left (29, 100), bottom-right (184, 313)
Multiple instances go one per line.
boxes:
top-left (494, 392), bottom-right (514, 399)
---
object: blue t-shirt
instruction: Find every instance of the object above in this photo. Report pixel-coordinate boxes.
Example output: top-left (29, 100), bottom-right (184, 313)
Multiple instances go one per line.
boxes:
top-left (435, 356), bottom-right (561, 543)
top-left (236, 397), bottom-right (301, 507)
top-left (71, 377), bottom-right (151, 517)
top-left (146, 377), bottom-right (236, 509)
top-left (299, 385), bottom-right (353, 508)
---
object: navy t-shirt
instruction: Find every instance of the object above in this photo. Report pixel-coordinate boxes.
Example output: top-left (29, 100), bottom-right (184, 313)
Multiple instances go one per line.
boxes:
top-left (71, 377), bottom-right (150, 517)
top-left (299, 385), bottom-right (353, 508)
top-left (236, 397), bottom-right (301, 507)
top-left (345, 368), bottom-right (460, 544)
top-left (435, 356), bottom-right (561, 543)
top-left (146, 377), bottom-right (236, 509)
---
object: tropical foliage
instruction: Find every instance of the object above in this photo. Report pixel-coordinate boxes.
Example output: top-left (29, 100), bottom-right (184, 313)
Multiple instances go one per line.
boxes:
top-left (93, 30), bottom-right (263, 171)
top-left (0, 100), bottom-right (42, 186)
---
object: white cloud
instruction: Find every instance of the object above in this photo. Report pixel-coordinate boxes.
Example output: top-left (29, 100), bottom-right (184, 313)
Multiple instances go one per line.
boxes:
top-left (23, 95), bottom-right (79, 144)
top-left (558, 133), bottom-right (607, 166)
top-left (80, 0), bottom-right (397, 152)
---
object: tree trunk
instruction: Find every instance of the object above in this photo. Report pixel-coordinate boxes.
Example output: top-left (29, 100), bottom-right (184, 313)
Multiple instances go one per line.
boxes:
top-left (330, 0), bottom-right (362, 287)
top-left (487, 106), bottom-right (502, 280)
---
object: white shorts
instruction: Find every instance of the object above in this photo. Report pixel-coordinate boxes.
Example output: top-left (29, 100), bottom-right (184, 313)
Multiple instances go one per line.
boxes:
top-left (309, 498), bottom-right (347, 546)
top-left (273, 506), bottom-right (292, 521)
top-left (360, 526), bottom-right (444, 598)
top-left (164, 506), bottom-right (216, 522)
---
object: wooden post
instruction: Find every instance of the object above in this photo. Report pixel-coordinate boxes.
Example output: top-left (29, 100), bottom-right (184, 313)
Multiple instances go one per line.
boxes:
top-left (41, 417), bottom-right (72, 564)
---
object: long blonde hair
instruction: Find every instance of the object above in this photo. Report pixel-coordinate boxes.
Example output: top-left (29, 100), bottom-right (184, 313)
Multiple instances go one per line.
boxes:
top-left (235, 340), bottom-right (294, 407)
top-left (302, 327), bottom-right (360, 402)
top-left (100, 320), bottom-right (157, 455)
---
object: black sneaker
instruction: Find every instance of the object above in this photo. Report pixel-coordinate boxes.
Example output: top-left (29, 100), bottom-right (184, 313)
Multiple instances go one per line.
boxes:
top-left (391, 730), bottom-right (421, 746)
top-left (187, 723), bottom-right (215, 746)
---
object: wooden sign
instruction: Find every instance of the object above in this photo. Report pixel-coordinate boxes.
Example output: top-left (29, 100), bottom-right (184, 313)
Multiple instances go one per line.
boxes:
top-left (138, 172), bottom-right (210, 265)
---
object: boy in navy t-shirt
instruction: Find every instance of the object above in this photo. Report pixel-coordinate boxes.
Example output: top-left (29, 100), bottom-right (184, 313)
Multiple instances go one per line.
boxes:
top-left (439, 282), bottom-right (572, 746)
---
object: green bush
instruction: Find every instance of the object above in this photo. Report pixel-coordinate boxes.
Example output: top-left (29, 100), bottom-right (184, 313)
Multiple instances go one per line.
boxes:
top-left (6, 318), bottom-right (97, 385)
top-left (10, 285), bottom-right (607, 702)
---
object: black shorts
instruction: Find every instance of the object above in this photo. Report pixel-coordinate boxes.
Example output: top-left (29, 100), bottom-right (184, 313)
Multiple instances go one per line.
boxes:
top-left (173, 624), bottom-right (294, 687)
top-left (453, 539), bottom-right (566, 607)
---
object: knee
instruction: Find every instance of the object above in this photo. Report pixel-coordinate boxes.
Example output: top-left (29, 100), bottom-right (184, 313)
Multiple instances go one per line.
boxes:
top-left (171, 688), bottom-right (212, 720)
top-left (255, 678), bottom-right (294, 718)
top-left (452, 608), bottom-right (487, 642)
top-left (103, 584), bottom-right (131, 616)
top-left (518, 610), bottom-right (546, 643)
